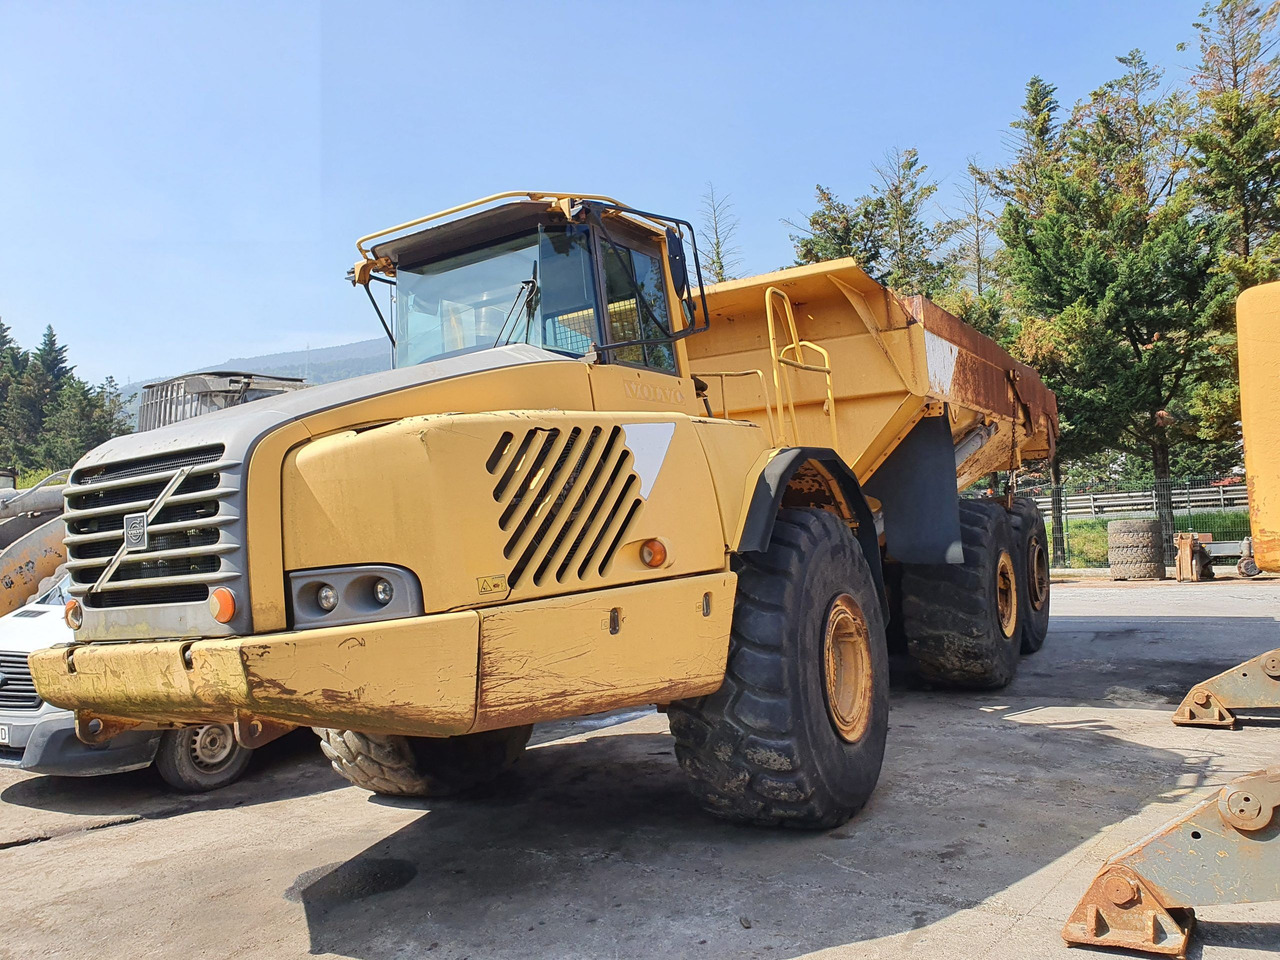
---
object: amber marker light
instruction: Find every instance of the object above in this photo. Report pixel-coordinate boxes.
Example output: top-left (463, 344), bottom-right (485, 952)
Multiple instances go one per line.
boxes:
top-left (209, 587), bottom-right (236, 624)
top-left (640, 538), bottom-right (668, 568)
top-left (64, 599), bottom-right (83, 630)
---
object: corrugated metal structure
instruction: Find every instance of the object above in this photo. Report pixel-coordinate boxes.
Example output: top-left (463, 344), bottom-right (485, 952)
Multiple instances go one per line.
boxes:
top-left (138, 372), bottom-right (307, 432)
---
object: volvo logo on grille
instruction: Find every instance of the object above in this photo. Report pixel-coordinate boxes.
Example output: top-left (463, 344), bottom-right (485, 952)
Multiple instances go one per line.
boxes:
top-left (123, 512), bottom-right (149, 552)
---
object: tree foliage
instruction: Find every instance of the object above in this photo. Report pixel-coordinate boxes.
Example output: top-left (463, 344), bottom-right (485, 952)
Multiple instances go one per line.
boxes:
top-left (790, 148), bottom-right (956, 297)
top-left (0, 321), bottom-right (132, 477)
top-left (698, 182), bottom-right (742, 284)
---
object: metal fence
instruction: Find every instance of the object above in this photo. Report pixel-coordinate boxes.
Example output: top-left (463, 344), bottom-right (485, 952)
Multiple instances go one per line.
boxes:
top-left (1011, 476), bottom-right (1251, 568)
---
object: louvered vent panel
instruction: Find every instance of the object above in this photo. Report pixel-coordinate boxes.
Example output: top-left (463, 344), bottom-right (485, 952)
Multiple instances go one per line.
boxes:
top-left (487, 425), bottom-right (644, 587)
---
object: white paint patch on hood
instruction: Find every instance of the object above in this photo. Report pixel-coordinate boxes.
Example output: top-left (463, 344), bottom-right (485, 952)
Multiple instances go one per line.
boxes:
top-left (623, 422), bottom-right (676, 498)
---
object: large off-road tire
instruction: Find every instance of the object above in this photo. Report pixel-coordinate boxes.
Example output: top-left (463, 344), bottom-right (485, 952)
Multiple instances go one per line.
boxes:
top-left (1009, 497), bottom-right (1051, 654)
top-left (153, 724), bottom-right (253, 793)
top-left (1108, 518), bottom-right (1166, 580)
top-left (667, 508), bottom-right (889, 829)
top-left (901, 499), bottom-right (1021, 689)
top-left (314, 725), bottom-right (532, 797)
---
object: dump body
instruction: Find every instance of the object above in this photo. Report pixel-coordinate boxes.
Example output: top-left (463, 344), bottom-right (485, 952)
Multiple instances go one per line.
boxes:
top-left (686, 259), bottom-right (1057, 491)
top-left (1238, 281), bottom-right (1280, 571)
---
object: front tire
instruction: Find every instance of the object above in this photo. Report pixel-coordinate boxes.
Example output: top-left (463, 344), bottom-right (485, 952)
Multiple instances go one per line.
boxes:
top-left (153, 724), bottom-right (253, 793)
top-left (315, 725), bottom-right (533, 797)
top-left (668, 508), bottom-right (889, 829)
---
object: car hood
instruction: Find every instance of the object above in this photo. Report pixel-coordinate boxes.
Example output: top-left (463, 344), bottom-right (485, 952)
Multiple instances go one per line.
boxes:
top-left (0, 603), bottom-right (73, 655)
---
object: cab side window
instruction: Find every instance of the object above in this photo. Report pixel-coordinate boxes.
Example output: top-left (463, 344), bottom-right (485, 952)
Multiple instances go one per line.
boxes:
top-left (601, 243), bottom-right (677, 372)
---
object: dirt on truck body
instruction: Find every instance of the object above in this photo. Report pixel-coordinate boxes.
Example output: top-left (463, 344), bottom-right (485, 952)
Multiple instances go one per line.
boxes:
top-left (30, 190), bottom-right (1056, 828)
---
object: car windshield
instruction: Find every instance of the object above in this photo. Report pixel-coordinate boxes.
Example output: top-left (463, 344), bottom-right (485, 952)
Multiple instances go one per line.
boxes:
top-left (394, 225), bottom-right (599, 367)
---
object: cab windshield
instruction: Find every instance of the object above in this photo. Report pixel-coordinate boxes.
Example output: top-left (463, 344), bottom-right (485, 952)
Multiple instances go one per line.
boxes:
top-left (394, 225), bottom-right (598, 367)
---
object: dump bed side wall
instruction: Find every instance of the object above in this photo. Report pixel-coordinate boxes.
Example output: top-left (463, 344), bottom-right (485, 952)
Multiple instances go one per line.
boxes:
top-left (685, 260), bottom-right (1057, 488)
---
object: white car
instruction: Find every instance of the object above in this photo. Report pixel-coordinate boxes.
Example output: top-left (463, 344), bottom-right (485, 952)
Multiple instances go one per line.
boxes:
top-left (0, 576), bottom-right (253, 791)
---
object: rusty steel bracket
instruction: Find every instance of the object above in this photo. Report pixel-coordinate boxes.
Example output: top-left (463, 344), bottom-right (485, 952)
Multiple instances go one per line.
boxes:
top-left (1172, 647), bottom-right (1280, 728)
top-left (1063, 766), bottom-right (1280, 957)
top-left (233, 713), bottom-right (296, 749)
top-left (74, 710), bottom-right (154, 745)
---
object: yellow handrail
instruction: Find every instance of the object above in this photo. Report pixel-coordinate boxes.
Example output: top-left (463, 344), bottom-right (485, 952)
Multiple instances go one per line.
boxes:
top-left (697, 370), bottom-right (779, 445)
top-left (764, 287), bottom-right (840, 451)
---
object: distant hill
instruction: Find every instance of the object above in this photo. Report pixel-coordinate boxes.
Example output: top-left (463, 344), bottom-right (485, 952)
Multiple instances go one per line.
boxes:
top-left (117, 337), bottom-right (393, 416)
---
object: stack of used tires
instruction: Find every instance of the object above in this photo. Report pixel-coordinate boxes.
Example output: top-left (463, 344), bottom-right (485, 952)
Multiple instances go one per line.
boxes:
top-left (1107, 519), bottom-right (1166, 580)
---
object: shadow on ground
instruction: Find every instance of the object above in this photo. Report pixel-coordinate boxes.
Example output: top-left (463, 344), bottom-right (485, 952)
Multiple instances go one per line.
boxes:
top-left (288, 603), bottom-right (1280, 960)
top-left (0, 728), bottom-right (338, 823)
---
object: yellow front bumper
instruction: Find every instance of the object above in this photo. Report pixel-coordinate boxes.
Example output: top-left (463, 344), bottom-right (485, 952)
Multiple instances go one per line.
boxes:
top-left (30, 573), bottom-right (735, 738)
top-left (31, 610), bottom-right (482, 737)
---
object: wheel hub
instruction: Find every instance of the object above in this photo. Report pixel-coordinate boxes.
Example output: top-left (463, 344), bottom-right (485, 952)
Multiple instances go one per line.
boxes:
top-left (190, 724), bottom-right (235, 770)
top-left (996, 550), bottom-right (1018, 639)
top-left (822, 594), bottom-right (874, 743)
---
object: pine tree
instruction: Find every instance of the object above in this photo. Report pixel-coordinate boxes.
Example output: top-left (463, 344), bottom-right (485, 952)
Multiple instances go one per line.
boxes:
top-left (790, 185), bottom-right (886, 273)
top-left (984, 76), bottom-right (1065, 216)
top-left (1187, 0), bottom-right (1280, 282)
top-left (699, 183), bottom-right (742, 283)
top-left (33, 325), bottom-right (72, 386)
top-left (873, 148), bottom-right (958, 297)
top-left (1001, 51), bottom-right (1234, 544)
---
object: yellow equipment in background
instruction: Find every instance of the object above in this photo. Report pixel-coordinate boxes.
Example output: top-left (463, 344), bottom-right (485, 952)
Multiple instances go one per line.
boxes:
top-left (30, 191), bottom-right (1055, 827)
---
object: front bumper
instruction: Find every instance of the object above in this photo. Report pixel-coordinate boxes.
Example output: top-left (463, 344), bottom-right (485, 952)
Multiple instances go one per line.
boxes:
top-left (30, 573), bottom-right (735, 738)
top-left (0, 704), bottom-right (160, 776)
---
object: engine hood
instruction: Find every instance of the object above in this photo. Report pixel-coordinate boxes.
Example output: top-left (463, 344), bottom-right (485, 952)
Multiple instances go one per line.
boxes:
top-left (75, 344), bottom-right (574, 476)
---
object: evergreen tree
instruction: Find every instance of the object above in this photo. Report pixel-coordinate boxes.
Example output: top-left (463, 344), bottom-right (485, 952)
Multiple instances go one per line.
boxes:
top-left (1187, 0), bottom-right (1280, 283)
top-left (699, 182), bottom-right (742, 283)
top-left (874, 147), bottom-right (958, 297)
top-left (984, 76), bottom-right (1065, 216)
top-left (790, 185), bottom-right (886, 273)
top-left (33, 325), bottom-right (72, 385)
top-left (1001, 51), bottom-right (1234, 542)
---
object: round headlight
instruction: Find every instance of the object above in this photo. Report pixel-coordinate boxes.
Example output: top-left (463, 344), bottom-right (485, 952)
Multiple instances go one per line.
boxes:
top-left (373, 579), bottom-right (394, 605)
top-left (316, 584), bottom-right (339, 612)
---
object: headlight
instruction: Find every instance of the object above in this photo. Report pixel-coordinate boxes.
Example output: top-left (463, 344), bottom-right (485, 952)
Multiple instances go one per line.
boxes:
top-left (287, 565), bottom-right (424, 630)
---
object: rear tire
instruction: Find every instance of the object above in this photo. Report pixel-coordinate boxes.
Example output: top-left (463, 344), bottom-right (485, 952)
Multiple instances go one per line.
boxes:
top-left (314, 725), bottom-right (532, 797)
top-left (668, 508), bottom-right (889, 829)
top-left (153, 724), bottom-right (252, 793)
top-left (901, 499), bottom-right (1021, 689)
top-left (1009, 497), bottom-right (1051, 654)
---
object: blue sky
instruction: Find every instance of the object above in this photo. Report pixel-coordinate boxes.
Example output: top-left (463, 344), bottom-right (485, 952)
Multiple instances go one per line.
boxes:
top-left (0, 0), bottom-right (1203, 385)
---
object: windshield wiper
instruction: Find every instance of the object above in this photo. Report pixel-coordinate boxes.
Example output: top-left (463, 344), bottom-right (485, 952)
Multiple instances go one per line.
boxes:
top-left (492, 262), bottom-right (540, 348)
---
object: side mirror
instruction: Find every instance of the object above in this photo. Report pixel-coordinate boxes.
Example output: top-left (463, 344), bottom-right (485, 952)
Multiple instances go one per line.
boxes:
top-left (665, 227), bottom-right (690, 300)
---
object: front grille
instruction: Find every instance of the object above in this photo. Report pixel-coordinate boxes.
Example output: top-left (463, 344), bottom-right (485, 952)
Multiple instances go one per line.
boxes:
top-left (0, 651), bottom-right (41, 709)
top-left (486, 425), bottom-right (644, 588)
top-left (64, 445), bottom-right (242, 609)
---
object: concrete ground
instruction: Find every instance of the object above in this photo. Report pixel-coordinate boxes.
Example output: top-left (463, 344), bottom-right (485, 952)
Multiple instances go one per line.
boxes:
top-left (2, 578), bottom-right (1278, 960)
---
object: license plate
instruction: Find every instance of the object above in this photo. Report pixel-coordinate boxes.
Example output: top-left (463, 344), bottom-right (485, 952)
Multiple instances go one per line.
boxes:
top-left (0, 725), bottom-right (8, 746)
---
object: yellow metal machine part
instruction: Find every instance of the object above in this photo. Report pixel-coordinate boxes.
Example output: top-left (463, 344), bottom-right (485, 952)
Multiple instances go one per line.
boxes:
top-left (1238, 281), bottom-right (1280, 571)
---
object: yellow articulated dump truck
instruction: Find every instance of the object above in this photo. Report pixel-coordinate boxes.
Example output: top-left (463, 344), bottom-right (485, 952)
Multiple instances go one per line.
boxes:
top-left (29, 191), bottom-right (1056, 827)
